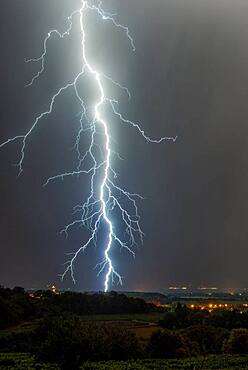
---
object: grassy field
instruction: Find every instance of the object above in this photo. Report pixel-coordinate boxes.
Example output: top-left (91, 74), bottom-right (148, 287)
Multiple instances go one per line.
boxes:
top-left (79, 313), bottom-right (163, 339)
top-left (128, 325), bottom-right (159, 339)
top-left (0, 353), bottom-right (59, 369)
top-left (80, 356), bottom-right (248, 370)
top-left (1, 354), bottom-right (248, 370)
top-left (0, 314), bottom-right (163, 345)
top-left (79, 313), bottom-right (164, 323)
top-left (0, 313), bottom-right (163, 333)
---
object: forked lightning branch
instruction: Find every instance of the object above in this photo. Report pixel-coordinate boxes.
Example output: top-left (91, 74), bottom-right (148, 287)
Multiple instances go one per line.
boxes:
top-left (0, 0), bottom-right (176, 291)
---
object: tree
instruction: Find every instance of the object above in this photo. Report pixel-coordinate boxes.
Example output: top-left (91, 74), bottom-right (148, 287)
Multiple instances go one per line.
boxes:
top-left (147, 329), bottom-right (182, 358)
top-left (183, 325), bottom-right (229, 354)
top-left (36, 315), bottom-right (140, 369)
top-left (223, 328), bottom-right (248, 354)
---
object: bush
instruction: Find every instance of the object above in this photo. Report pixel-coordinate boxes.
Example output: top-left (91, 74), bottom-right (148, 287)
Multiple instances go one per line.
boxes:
top-left (223, 328), bottom-right (248, 354)
top-left (158, 304), bottom-right (208, 330)
top-left (36, 315), bottom-right (140, 369)
top-left (0, 325), bottom-right (36, 352)
top-left (0, 352), bottom-right (59, 369)
top-left (147, 329), bottom-right (182, 358)
top-left (182, 325), bottom-right (229, 354)
top-left (80, 355), bottom-right (248, 370)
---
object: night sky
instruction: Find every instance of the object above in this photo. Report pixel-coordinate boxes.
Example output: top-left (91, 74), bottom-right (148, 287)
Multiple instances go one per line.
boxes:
top-left (1, 0), bottom-right (248, 292)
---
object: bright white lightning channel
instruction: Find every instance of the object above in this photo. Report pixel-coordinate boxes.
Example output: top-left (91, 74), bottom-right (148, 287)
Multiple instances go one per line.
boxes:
top-left (0, 0), bottom-right (176, 292)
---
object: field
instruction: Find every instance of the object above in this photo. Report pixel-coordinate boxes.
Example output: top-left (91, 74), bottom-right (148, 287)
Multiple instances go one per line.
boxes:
top-left (1, 354), bottom-right (248, 370)
top-left (81, 356), bottom-right (248, 370)
top-left (80, 313), bottom-right (163, 338)
top-left (79, 313), bottom-right (164, 323)
top-left (0, 353), bottom-right (59, 369)
top-left (0, 313), bottom-right (163, 344)
top-left (80, 313), bottom-right (163, 339)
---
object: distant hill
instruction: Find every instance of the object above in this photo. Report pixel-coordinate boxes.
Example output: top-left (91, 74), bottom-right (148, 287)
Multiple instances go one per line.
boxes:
top-left (121, 291), bottom-right (170, 304)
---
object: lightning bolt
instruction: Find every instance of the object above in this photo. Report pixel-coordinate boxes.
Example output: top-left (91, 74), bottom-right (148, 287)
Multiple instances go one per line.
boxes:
top-left (0, 0), bottom-right (176, 292)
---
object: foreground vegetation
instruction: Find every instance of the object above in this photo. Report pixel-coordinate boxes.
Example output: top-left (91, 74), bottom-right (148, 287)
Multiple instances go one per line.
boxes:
top-left (1, 354), bottom-right (248, 370)
top-left (81, 356), bottom-right (248, 369)
top-left (0, 353), bottom-right (59, 369)
top-left (2, 287), bottom-right (248, 369)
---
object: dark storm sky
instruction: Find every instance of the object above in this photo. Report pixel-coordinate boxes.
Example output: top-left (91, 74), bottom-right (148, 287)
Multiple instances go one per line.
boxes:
top-left (0, 0), bottom-right (248, 291)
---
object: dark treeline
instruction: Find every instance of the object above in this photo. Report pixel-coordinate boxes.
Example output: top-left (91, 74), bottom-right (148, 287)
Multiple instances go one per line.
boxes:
top-left (0, 286), bottom-right (157, 329)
